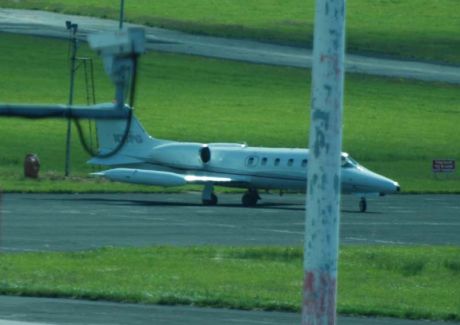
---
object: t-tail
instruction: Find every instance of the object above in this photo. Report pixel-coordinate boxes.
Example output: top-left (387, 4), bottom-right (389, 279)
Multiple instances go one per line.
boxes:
top-left (88, 113), bottom-right (167, 166)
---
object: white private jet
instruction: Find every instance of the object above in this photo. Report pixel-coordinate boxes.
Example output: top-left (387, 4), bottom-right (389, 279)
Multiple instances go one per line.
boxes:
top-left (90, 113), bottom-right (400, 212)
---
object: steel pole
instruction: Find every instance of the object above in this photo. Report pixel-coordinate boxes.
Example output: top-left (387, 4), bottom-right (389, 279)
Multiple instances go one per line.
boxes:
top-left (65, 23), bottom-right (78, 177)
top-left (119, 0), bottom-right (125, 30)
top-left (302, 0), bottom-right (347, 324)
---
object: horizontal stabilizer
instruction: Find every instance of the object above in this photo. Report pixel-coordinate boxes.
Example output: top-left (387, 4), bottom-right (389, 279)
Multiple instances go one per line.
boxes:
top-left (88, 155), bottom-right (144, 166)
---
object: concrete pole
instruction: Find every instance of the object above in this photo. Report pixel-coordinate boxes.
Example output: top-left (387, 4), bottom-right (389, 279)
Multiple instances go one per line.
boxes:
top-left (302, 0), bottom-right (346, 324)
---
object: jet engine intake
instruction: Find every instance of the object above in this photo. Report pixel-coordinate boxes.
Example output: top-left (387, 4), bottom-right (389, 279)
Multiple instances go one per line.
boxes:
top-left (200, 145), bottom-right (211, 163)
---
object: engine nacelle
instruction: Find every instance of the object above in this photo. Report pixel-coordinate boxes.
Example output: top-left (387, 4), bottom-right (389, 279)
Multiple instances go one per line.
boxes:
top-left (149, 143), bottom-right (210, 168)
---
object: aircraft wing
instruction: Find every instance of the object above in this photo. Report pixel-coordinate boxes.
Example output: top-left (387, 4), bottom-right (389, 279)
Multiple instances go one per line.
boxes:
top-left (91, 168), bottom-right (251, 187)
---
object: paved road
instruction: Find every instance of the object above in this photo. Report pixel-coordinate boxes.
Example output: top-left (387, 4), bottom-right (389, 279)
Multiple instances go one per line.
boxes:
top-left (1, 193), bottom-right (459, 252)
top-left (0, 296), bottom-right (457, 325)
top-left (0, 9), bottom-right (459, 84)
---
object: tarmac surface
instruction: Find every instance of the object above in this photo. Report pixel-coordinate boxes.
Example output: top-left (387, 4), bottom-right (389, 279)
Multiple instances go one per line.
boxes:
top-left (1, 193), bottom-right (459, 252)
top-left (0, 296), bottom-right (456, 325)
top-left (0, 9), bottom-right (459, 84)
top-left (0, 193), bottom-right (459, 325)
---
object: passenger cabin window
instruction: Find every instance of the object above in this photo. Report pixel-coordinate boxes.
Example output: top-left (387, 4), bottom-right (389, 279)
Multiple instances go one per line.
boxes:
top-left (302, 159), bottom-right (308, 168)
top-left (274, 158), bottom-right (280, 166)
top-left (246, 156), bottom-right (258, 167)
top-left (288, 158), bottom-right (294, 167)
top-left (261, 157), bottom-right (268, 166)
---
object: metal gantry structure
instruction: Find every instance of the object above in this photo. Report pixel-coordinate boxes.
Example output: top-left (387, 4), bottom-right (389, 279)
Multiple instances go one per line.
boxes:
top-left (0, 27), bottom-right (145, 136)
top-left (0, 1), bottom-right (135, 168)
top-left (65, 0), bottom-right (125, 175)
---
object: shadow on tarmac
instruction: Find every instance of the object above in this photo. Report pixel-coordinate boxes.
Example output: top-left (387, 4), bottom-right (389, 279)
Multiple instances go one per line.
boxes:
top-left (46, 196), bottom-right (306, 211)
top-left (41, 196), bottom-right (379, 213)
top-left (341, 209), bottom-right (382, 215)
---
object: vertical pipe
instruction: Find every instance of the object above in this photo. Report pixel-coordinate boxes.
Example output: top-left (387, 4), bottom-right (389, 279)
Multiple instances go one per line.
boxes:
top-left (0, 190), bottom-right (3, 252)
top-left (119, 0), bottom-right (125, 30)
top-left (118, 0), bottom-right (126, 108)
top-left (65, 24), bottom-right (78, 177)
top-left (302, 0), bottom-right (346, 324)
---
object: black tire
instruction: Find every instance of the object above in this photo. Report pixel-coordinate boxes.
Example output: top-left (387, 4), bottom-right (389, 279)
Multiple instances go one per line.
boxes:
top-left (242, 193), bottom-right (258, 207)
top-left (203, 193), bottom-right (218, 206)
top-left (359, 198), bottom-right (367, 213)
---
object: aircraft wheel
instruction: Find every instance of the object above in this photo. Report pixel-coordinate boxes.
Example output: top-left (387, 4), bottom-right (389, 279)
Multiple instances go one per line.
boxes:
top-left (203, 193), bottom-right (218, 206)
top-left (359, 197), bottom-right (367, 213)
top-left (242, 191), bottom-right (259, 207)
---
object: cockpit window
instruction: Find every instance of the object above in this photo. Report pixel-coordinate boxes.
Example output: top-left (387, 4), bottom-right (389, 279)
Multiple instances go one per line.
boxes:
top-left (341, 154), bottom-right (358, 168)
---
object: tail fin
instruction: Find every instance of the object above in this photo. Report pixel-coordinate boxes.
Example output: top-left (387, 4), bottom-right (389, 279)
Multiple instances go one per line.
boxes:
top-left (88, 113), bottom-right (165, 166)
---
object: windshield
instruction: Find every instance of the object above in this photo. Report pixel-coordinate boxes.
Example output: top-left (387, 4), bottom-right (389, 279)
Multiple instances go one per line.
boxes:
top-left (341, 153), bottom-right (359, 168)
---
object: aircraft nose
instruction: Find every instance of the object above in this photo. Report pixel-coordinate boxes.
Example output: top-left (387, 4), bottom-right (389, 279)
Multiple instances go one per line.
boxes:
top-left (363, 169), bottom-right (400, 195)
top-left (380, 179), bottom-right (400, 195)
top-left (342, 168), bottom-right (400, 195)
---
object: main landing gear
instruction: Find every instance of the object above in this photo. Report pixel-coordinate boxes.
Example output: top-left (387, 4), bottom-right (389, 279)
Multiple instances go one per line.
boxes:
top-left (242, 189), bottom-right (260, 207)
top-left (201, 184), bottom-right (261, 207)
top-left (202, 183), bottom-right (218, 205)
top-left (203, 193), bottom-right (218, 205)
top-left (359, 197), bottom-right (367, 213)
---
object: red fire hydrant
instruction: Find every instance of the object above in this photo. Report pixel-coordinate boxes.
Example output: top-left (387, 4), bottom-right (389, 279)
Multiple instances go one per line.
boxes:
top-left (24, 153), bottom-right (40, 179)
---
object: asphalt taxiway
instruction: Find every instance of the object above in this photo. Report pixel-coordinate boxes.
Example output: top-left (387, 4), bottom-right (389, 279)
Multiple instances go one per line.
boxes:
top-left (0, 296), bottom-right (456, 325)
top-left (1, 193), bottom-right (459, 252)
top-left (0, 9), bottom-right (459, 84)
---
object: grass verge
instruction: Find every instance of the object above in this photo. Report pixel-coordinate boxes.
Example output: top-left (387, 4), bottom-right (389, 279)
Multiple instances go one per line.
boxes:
top-left (0, 33), bottom-right (459, 192)
top-left (0, 0), bottom-right (459, 64)
top-left (0, 246), bottom-right (459, 321)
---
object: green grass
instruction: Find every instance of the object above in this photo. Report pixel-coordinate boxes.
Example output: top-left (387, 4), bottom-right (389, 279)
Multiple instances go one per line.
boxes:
top-left (0, 246), bottom-right (459, 321)
top-left (0, 33), bottom-right (459, 192)
top-left (1, 0), bottom-right (459, 64)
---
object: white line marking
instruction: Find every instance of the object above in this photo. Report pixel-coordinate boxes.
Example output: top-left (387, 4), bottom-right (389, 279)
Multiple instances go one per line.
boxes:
top-left (343, 222), bottom-right (460, 226)
top-left (257, 228), bottom-right (304, 235)
top-left (0, 320), bottom-right (53, 325)
top-left (345, 237), bottom-right (415, 245)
